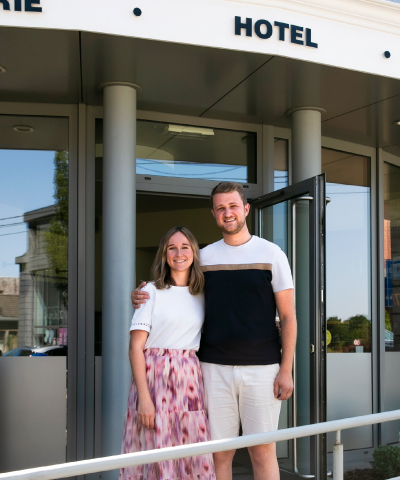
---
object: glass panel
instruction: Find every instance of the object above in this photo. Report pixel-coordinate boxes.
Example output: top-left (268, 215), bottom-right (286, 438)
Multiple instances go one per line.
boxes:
top-left (259, 201), bottom-right (297, 467)
top-left (274, 138), bottom-right (288, 191)
top-left (0, 115), bottom-right (69, 472)
top-left (322, 147), bottom-right (372, 453)
top-left (383, 161), bottom-right (400, 443)
top-left (95, 119), bottom-right (257, 183)
top-left (322, 148), bottom-right (371, 353)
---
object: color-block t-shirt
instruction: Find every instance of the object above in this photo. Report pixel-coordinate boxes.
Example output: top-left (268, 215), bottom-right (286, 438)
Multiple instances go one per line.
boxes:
top-left (197, 236), bottom-right (293, 366)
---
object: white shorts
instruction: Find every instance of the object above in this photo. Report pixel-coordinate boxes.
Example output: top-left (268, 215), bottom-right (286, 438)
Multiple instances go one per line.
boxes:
top-left (200, 362), bottom-right (281, 440)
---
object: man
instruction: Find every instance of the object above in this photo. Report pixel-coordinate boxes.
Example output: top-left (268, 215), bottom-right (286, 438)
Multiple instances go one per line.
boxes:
top-left (132, 182), bottom-right (297, 480)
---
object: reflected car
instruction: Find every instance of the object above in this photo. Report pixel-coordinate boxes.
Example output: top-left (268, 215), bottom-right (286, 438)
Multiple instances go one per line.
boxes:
top-left (3, 345), bottom-right (67, 356)
top-left (385, 329), bottom-right (394, 349)
top-left (31, 346), bottom-right (67, 356)
top-left (3, 346), bottom-right (36, 356)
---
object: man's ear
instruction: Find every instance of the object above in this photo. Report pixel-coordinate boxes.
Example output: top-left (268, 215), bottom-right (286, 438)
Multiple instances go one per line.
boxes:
top-left (244, 203), bottom-right (250, 217)
top-left (211, 208), bottom-right (216, 218)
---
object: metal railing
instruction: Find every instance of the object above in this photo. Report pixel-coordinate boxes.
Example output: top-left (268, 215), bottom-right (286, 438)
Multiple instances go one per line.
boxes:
top-left (0, 410), bottom-right (399, 480)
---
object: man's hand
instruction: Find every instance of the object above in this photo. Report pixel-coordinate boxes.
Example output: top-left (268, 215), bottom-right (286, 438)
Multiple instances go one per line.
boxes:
top-left (131, 281), bottom-right (149, 309)
top-left (273, 368), bottom-right (294, 400)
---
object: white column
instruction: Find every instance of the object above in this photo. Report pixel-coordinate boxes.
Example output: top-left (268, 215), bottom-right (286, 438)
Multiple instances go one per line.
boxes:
top-left (98, 82), bottom-right (141, 480)
top-left (288, 107), bottom-right (326, 183)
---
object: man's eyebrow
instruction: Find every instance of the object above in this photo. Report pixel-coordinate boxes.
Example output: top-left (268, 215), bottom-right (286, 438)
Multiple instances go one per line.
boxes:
top-left (215, 202), bottom-right (239, 207)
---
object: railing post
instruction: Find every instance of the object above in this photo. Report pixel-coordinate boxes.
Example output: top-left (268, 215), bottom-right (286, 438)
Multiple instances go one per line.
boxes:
top-left (333, 430), bottom-right (343, 480)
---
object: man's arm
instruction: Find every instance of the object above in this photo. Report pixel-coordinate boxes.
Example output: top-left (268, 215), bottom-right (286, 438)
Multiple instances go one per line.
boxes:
top-left (131, 281), bottom-right (149, 309)
top-left (273, 288), bottom-right (297, 400)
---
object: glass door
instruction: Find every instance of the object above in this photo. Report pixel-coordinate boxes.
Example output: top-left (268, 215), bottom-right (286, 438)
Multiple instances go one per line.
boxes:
top-left (251, 174), bottom-right (327, 480)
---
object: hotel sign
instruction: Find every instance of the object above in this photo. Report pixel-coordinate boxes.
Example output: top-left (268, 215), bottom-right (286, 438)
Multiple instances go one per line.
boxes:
top-left (235, 16), bottom-right (318, 48)
top-left (0, 0), bottom-right (41, 11)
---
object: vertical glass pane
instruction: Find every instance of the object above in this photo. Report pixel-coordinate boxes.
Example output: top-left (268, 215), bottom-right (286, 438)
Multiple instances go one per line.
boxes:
top-left (0, 116), bottom-right (69, 472)
top-left (274, 138), bottom-right (288, 191)
top-left (322, 147), bottom-right (372, 452)
top-left (323, 149), bottom-right (371, 353)
top-left (259, 202), bottom-right (295, 466)
top-left (383, 161), bottom-right (400, 443)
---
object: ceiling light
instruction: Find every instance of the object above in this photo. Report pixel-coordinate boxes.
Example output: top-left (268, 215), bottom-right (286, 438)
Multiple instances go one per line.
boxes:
top-left (13, 125), bottom-right (34, 133)
top-left (0, 66), bottom-right (6, 74)
top-left (166, 124), bottom-right (214, 138)
top-left (393, 120), bottom-right (400, 126)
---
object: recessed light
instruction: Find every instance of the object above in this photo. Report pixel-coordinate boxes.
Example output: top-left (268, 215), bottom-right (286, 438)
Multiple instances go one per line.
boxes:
top-left (0, 66), bottom-right (6, 74)
top-left (13, 125), bottom-right (34, 133)
top-left (393, 120), bottom-right (400, 126)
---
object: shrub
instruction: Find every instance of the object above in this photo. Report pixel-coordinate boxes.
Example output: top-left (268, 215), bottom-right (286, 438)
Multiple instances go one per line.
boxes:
top-left (371, 445), bottom-right (400, 480)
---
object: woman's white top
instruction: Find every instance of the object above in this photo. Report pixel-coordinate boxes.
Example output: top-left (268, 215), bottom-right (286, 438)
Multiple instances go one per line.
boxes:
top-left (129, 282), bottom-right (205, 351)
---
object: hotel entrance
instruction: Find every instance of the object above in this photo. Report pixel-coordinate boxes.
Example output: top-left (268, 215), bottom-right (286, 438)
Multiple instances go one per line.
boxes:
top-left (1, 9), bottom-right (400, 477)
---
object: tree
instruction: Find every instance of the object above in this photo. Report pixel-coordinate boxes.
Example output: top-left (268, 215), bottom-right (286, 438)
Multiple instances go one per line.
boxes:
top-left (44, 150), bottom-right (68, 304)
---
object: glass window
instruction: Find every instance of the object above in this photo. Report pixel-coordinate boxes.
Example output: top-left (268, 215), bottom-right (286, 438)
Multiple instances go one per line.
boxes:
top-left (0, 115), bottom-right (69, 472)
top-left (322, 148), bottom-right (371, 353)
top-left (274, 138), bottom-right (288, 190)
top-left (383, 162), bottom-right (400, 352)
top-left (95, 119), bottom-right (257, 183)
top-left (383, 161), bottom-right (400, 444)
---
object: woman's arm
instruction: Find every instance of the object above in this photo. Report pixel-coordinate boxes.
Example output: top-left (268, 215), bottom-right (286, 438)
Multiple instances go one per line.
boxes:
top-left (129, 330), bottom-right (156, 429)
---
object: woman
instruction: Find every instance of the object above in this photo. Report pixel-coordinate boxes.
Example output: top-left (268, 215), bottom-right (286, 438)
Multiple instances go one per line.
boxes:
top-left (119, 226), bottom-right (215, 480)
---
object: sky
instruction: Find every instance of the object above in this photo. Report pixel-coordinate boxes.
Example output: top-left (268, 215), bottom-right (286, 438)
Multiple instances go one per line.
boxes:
top-left (0, 150), bottom-right (56, 277)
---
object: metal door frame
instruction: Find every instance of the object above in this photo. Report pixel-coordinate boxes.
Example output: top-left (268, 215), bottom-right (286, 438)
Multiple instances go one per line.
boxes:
top-left (251, 174), bottom-right (327, 480)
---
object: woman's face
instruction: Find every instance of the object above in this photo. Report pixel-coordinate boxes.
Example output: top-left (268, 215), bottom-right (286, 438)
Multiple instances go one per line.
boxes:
top-left (166, 232), bottom-right (194, 274)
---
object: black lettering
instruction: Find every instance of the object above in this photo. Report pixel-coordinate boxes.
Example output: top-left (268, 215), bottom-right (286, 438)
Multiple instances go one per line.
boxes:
top-left (305, 28), bottom-right (318, 48)
top-left (254, 19), bottom-right (272, 39)
top-left (15, 0), bottom-right (21, 10)
top-left (25, 0), bottom-right (41, 11)
top-left (291, 25), bottom-right (303, 45)
top-left (235, 16), bottom-right (252, 37)
top-left (0, 0), bottom-right (11, 10)
top-left (274, 21), bottom-right (289, 41)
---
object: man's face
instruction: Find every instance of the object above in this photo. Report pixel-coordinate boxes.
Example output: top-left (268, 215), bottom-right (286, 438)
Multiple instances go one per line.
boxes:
top-left (211, 191), bottom-right (250, 235)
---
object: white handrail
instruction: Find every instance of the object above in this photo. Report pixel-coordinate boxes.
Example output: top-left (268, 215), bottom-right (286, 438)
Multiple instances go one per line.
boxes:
top-left (0, 410), bottom-right (399, 480)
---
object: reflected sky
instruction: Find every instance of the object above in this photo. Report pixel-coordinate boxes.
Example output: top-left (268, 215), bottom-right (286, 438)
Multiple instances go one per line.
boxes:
top-left (0, 150), bottom-right (55, 277)
top-left (326, 183), bottom-right (370, 321)
top-left (137, 158), bottom-right (248, 182)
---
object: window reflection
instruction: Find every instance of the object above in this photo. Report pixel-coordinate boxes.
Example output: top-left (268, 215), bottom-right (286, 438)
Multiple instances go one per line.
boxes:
top-left (383, 162), bottom-right (400, 352)
top-left (274, 138), bottom-right (288, 190)
top-left (0, 123), bottom-right (68, 355)
top-left (322, 148), bottom-right (371, 353)
top-left (95, 119), bottom-right (257, 183)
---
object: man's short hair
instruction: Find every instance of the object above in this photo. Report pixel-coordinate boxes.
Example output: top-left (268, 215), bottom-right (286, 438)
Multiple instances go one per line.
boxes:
top-left (210, 182), bottom-right (248, 208)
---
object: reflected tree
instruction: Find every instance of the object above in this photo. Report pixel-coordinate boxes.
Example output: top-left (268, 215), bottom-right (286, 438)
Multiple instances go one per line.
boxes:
top-left (44, 150), bottom-right (68, 304)
top-left (327, 314), bottom-right (371, 352)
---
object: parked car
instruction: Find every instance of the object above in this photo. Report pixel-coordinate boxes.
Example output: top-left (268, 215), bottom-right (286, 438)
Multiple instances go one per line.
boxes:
top-left (385, 329), bottom-right (394, 349)
top-left (3, 345), bottom-right (67, 356)
top-left (31, 346), bottom-right (67, 356)
top-left (3, 346), bottom-right (37, 356)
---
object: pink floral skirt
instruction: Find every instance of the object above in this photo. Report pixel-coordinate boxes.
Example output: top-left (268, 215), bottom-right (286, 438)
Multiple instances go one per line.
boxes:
top-left (119, 348), bottom-right (216, 480)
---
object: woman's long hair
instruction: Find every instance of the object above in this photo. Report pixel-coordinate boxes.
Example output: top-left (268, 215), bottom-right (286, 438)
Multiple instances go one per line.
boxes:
top-left (151, 226), bottom-right (204, 295)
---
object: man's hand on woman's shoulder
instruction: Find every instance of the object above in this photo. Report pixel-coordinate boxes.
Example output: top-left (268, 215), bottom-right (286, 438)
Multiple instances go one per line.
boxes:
top-left (131, 281), bottom-right (150, 309)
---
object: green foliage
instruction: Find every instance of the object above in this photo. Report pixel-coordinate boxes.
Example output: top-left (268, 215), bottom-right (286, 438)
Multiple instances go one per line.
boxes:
top-left (44, 151), bottom-right (69, 304)
top-left (371, 445), bottom-right (400, 480)
top-left (385, 309), bottom-right (392, 331)
top-left (327, 315), bottom-right (371, 352)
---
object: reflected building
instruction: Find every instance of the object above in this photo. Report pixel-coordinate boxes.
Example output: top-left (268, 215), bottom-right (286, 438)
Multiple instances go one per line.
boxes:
top-left (0, 278), bottom-right (19, 354)
top-left (15, 206), bottom-right (67, 348)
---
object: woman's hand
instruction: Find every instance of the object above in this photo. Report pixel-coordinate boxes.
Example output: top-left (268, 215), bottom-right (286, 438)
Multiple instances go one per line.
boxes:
top-left (138, 396), bottom-right (156, 429)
